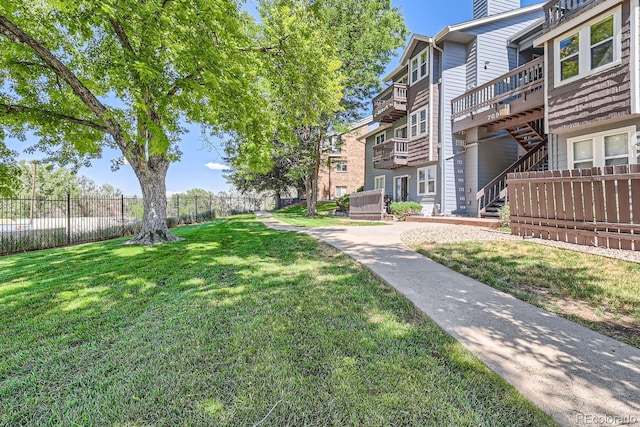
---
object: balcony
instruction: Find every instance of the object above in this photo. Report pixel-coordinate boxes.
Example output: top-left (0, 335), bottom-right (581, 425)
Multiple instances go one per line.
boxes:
top-left (373, 83), bottom-right (408, 123)
top-left (373, 138), bottom-right (409, 169)
top-left (451, 57), bottom-right (545, 134)
top-left (544, 0), bottom-right (600, 30)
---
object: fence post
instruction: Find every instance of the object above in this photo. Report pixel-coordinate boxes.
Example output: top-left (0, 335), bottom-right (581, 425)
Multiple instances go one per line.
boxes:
top-left (121, 195), bottom-right (125, 236)
top-left (66, 193), bottom-right (71, 245)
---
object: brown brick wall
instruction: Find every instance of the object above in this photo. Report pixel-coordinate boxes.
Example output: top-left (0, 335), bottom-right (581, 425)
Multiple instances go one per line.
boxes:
top-left (318, 123), bottom-right (367, 200)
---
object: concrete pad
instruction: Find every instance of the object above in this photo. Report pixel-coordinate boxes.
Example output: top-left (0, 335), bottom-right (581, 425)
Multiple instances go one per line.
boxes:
top-left (258, 214), bottom-right (640, 427)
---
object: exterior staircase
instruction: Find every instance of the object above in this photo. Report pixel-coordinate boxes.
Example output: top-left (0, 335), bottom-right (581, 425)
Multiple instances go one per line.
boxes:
top-left (506, 118), bottom-right (545, 149)
top-left (477, 122), bottom-right (548, 218)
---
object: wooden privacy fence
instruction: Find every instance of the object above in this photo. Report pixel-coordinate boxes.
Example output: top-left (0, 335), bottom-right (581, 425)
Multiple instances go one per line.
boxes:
top-left (508, 165), bottom-right (640, 251)
top-left (349, 189), bottom-right (385, 221)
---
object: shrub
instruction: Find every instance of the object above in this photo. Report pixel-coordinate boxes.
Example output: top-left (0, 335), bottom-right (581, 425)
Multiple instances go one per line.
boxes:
top-left (336, 195), bottom-right (350, 212)
top-left (390, 201), bottom-right (423, 221)
top-left (498, 204), bottom-right (510, 227)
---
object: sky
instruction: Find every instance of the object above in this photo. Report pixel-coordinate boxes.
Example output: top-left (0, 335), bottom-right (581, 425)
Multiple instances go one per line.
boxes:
top-left (6, 0), bottom-right (542, 196)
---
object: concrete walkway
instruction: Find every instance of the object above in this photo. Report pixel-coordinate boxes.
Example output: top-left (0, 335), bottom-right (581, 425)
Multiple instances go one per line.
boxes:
top-left (257, 213), bottom-right (640, 427)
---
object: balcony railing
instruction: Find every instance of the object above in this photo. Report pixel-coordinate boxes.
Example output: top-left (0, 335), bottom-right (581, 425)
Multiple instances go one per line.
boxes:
top-left (544, 0), bottom-right (600, 30)
top-left (373, 83), bottom-right (408, 123)
top-left (451, 57), bottom-right (544, 133)
top-left (373, 138), bottom-right (409, 169)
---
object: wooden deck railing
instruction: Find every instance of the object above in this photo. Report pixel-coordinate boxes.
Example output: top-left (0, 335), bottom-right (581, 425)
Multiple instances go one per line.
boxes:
top-left (373, 83), bottom-right (408, 120)
top-left (544, 0), bottom-right (600, 29)
top-left (373, 138), bottom-right (409, 169)
top-left (508, 164), bottom-right (640, 251)
top-left (477, 141), bottom-right (548, 216)
top-left (349, 189), bottom-right (385, 221)
top-left (451, 57), bottom-right (544, 122)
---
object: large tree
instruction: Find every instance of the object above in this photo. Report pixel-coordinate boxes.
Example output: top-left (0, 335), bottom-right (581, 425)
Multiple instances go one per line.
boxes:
top-left (0, 0), bottom-right (274, 243)
top-left (227, 0), bottom-right (407, 216)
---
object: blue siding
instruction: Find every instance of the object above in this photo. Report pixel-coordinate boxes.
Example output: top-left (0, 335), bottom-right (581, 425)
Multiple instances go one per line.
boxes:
top-left (441, 42), bottom-right (468, 214)
top-left (474, 0), bottom-right (519, 18)
top-left (466, 39), bottom-right (477, 90)
top-left (469, 11), bottom-right (544, 84)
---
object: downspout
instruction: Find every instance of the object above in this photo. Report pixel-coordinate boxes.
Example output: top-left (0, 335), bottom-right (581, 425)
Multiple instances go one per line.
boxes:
top-left (432, 43), bottom-right (445, 212)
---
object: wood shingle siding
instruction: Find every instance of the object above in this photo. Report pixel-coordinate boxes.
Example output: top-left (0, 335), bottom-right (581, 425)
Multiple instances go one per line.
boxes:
top-left (547, 1), bottom-right (631, 132)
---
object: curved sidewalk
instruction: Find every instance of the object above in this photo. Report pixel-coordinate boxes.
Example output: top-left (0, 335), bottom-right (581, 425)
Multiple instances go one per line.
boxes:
top-left (258, 214), bottom-right (640, 427)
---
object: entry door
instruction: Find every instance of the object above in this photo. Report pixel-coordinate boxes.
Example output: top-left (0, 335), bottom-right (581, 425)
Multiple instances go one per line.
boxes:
top-left (394, 176), bottom-right (408, 202)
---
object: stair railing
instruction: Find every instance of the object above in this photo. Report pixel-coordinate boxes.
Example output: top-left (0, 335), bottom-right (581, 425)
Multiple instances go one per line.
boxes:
top-left (476, 140), bottom-right (548, 217)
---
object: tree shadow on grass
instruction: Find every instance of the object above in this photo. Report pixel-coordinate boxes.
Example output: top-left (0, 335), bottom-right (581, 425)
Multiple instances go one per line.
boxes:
top-left (296, 228), bottom-right (640, 426)
top-left (0, 217), bottom-right (555, 427)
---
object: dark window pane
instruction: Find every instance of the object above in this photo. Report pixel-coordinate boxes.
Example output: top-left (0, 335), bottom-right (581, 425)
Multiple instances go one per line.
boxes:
top-left (591, 40), bottom-right (613, 69)
top-left (561, 56), bottom-right (579, 80)
top-left (591, 16), bottom-right (613, 45)
top-left (560, 33), bottom-right (579, 59)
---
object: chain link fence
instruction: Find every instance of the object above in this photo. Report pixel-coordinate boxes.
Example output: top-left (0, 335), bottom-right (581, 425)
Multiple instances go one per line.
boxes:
top-left (0, 194), bottom-right (273, 256)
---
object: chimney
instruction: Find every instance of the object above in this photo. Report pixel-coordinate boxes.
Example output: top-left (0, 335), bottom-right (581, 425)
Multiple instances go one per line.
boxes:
top-left (473, 0), bottom-right (520, 19)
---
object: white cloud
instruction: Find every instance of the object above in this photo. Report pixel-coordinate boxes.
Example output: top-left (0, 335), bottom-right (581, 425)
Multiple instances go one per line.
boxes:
top-left (204, 162), bottom-right (231, 171)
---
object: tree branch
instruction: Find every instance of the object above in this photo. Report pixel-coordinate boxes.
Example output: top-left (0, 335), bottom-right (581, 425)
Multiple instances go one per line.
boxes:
top-left (0, 14), bottom-right (125, 143)
top-left (166, 68), bottom-right (204, 97)
top-left (238, 35), bottom-right (290, 55)
top-left (109, 17), bottom-right (136, 55)
top-left (0, 103), bottom-right (110, 132)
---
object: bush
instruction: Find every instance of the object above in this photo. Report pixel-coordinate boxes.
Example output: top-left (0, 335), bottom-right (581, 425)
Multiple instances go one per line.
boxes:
top-left (390, 201), bottom-right (423, 221)
top-left (336, 195), bottom-right (350, 212)
top-left (498, 204), bottom-right (510, 227)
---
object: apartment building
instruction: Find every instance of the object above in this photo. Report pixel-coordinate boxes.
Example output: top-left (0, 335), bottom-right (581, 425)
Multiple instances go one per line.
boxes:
top-left (318, 116), bottom-right (371, 200)
top-left (536, 0), bottom-right (640, 171)
top-left (362, 0), bottom-right (545, 217)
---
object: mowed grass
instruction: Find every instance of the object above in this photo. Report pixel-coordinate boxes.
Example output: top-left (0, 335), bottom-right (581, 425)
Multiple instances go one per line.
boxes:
top-left (273, 201), bottom-right (386, 227)
top-left (0, 217), bottom-right (555, 426)
top-left (414, 241), bottom-right (640, 347)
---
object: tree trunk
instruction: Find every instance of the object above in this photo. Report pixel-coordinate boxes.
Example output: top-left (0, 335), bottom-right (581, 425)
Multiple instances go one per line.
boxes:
top-left (126, 159), bottom-right (182, 245)
top-left (304, 132), bottom-right (323, 217)
top-left (275, 190), bottom-right (282, 210)
top-left (305, 173), bottom-right (317, 216)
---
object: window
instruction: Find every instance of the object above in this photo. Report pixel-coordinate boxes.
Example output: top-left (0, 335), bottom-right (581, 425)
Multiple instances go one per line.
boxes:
top-left (409, 48), bottom-right (429, 85)
top-left (375, 131), bottom-right (386, 145)
top-left (335, 186), bottom-right (347, 197)
top-left (374, 175), bottom-right (385, 191)
top-left (568, 126), bottom-right (635, 169)
top-left (410, 106), bottom-right (428, 139)
top-left (591, 16), bottom-right (614, 69)
top-left (417, 166), bottom-right (436, 195)
top-left (335, 160), bottom-right (347, 172)
top-left (555, 10), bottom-right (620, 84)
top-left (395, 126), bottom-right (407, 139)
top-left (411, 57), bottom-right (419, 83)
top-left (560, 33), bottom-right (579, 80)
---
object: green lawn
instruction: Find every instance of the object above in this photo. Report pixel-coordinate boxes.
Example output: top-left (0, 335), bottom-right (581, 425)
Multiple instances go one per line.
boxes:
top-left (273, 201), bottom-right (386, 227)
top-left (0, 217), bottom-right (554, 426)
top-left (414, 240), bottom-right (640, 348)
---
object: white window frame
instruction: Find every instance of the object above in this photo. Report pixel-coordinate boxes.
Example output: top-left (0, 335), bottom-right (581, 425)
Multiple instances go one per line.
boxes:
top-left (375, 131), bottom-right (386, 145)
top-left (567, 125), bottom-right (636, 169)
top-left (417, 166), bottom-right (437, 196)
top-left (409, 106), bottom-right (428, 140)
top-left (409, 48), bottom-right (429, 85)
top-left (554, 7), bottom-right (622, 86)
top-left (395, 125), bottom-right (408, 139)
top-left (335, 186), bottom-right (347, 198)
top-left (335, 160), bottom-right (347, 173)
top-left (374, 175), bottom-right (385, 191)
